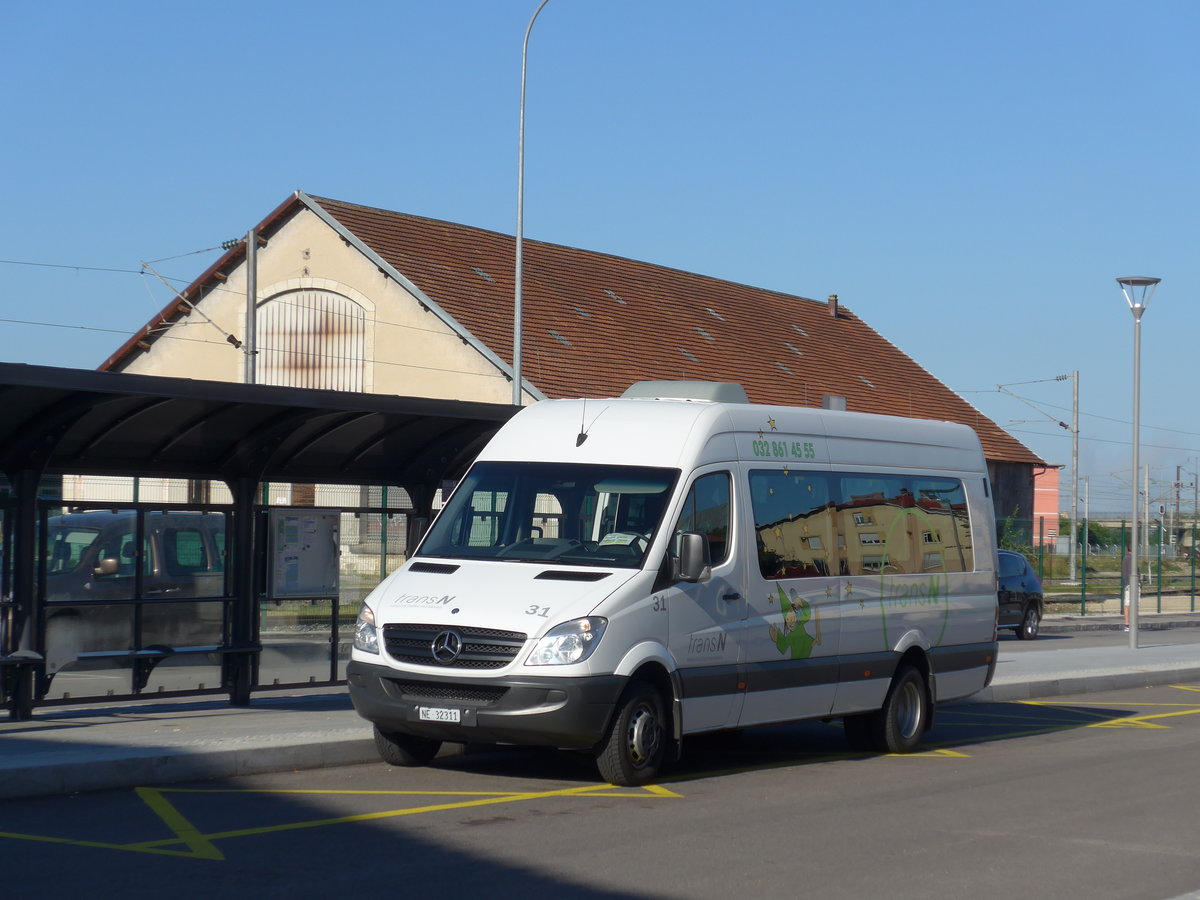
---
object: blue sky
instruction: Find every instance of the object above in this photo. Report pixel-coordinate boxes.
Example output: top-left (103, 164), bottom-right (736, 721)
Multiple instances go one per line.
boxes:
top-left (2, 0), bottom-right (1197, 517)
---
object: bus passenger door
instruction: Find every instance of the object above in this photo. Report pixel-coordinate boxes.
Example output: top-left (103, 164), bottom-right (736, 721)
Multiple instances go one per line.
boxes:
top-left (737, 466), bottom-right (841, 727)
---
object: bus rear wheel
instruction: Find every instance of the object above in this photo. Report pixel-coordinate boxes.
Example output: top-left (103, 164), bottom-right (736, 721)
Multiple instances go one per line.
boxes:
top-left (842, 665), bottom-right (928, 754)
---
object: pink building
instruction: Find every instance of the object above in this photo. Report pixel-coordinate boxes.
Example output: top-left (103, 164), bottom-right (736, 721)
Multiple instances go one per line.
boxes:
top-left (1032, 466), bottom-right (1062, 547)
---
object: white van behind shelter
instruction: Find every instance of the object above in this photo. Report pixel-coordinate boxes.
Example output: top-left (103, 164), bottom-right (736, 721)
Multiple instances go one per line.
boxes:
top-left (348, 382), bottom-right (999, 785)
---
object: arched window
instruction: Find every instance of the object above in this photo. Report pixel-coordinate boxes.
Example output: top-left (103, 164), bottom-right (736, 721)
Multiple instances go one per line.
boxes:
top-left (257, 290), bottom-right (366, 391)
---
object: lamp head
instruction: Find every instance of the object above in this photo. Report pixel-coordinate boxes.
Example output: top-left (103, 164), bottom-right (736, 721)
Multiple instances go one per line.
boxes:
top-left (1116, 276), bottom-right (1161, 312)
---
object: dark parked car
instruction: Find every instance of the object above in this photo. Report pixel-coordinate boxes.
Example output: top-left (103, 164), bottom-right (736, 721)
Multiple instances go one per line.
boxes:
top-left (997, 549), bottom-right (1043, 640)
top-left (43, 510), bottom-right (228, 674)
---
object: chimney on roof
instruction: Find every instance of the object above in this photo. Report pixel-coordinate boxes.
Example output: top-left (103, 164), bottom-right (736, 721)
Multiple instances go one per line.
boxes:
top-left (827, 294), bottom-right (839, 317)
top-left (822, 395), bottom-right (847, 411)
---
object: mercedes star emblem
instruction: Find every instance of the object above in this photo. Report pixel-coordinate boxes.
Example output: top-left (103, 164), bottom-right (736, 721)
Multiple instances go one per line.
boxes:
top-left (431, 629), bottom-right (463, 664)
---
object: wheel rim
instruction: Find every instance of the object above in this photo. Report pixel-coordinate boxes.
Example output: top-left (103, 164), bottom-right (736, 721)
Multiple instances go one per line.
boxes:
top-left (895, 680), bottom-right (923, 740)
top-left (626, 702), bottom-right (661, 768)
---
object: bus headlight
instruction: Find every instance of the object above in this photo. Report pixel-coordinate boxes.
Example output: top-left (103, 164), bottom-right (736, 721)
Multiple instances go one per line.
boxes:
top-left (354, 603), bottom-right (379, 654)
top-left (526, 617), bottom-right (607, 666)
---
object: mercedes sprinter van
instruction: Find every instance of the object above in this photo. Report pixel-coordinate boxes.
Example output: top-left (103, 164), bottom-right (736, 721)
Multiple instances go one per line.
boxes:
top-left (348, 382), bottom-right (999, 785)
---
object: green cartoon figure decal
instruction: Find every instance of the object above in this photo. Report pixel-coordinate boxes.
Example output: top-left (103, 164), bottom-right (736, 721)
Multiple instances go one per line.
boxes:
top-left (767, 584), bottom-right (822, 659)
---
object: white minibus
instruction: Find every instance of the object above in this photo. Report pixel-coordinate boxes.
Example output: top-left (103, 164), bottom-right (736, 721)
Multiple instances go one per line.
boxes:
top-left (348, 382), bottom-right (999, 785)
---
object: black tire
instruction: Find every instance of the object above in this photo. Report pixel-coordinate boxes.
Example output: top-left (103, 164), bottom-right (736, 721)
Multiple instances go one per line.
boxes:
top-left (843, 665), bottom-right (928, 754)
top-left (1016, 605), bottom-right (1041, 640)
top-left (595, 682), bottom-right (666, 786)
top-left (878, 665), bottom-right (928, 753)
top-left (373, 725), bottom-right (442, 767)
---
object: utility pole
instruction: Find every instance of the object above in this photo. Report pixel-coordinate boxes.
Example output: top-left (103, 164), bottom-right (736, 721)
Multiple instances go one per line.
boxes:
top-left (245, 229), bottom-right (257, 384)
top-left (996, 374), bottom-right (1080, 578)
top-left (1083, 476), bottom-right (1090, 569)
top-left (1175, 464), bottom-right (1183, 551)
top-left (1144, 465), bottom-right (1151, 574)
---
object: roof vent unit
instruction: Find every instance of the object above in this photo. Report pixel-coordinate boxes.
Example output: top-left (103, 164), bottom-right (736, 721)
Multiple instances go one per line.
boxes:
top-left (621, 381), bottom-right (749, 404)
top-left (822, 395), bottom-right (847, 411)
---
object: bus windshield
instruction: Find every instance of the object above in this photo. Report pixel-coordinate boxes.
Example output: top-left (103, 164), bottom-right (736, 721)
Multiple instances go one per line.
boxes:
top-left (418, 461), bottom-right (679, 568)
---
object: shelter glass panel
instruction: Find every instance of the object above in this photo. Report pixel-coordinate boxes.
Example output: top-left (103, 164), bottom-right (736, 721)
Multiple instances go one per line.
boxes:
top-left (140, 600), bottom-right (225, 647)
top-left (258, 598), bottom-right (341, 686)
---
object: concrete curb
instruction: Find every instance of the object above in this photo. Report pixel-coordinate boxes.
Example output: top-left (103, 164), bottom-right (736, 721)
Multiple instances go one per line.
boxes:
top-left (0, 733), bottom-right (378, 800)
top-left (975, 665), bottom-right (1200, 703)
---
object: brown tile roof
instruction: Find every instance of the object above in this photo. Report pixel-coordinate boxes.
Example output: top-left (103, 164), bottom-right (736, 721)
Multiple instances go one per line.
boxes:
top-left (103, 192), bottom-right (1041, 466)
top-left (311, 195), bottom-right (1041, 466)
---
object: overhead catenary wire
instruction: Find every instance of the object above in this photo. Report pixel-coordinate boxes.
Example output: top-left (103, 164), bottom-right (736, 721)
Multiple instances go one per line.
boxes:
top-left (961, 386), bottom-right (1200, 442)
top-left (139, 260), bottom-right (243, 349)
top-left (141, 244), bottom-right (232, 265)
top-left (5, 255), bottom-right (1198, 452)
top-left (0, 317), bottom-right (510, 382)
top-left (1, 253), bottom-right (515, 344)
top-left (0, 258), bottom-right (144, 275)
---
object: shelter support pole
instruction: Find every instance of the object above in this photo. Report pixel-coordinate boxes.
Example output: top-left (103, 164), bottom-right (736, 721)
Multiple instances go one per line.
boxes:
top-left (225, 476), bottom-right (262, 707)
top-left (3, 467), bottom-right (44, 719)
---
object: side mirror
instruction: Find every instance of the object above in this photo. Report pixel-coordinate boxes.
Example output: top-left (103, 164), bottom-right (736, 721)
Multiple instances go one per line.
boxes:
top-left (94, 558), bottom-right (119, 577)
top-left (677, 532), bottom-right (711, 584)
top-left (406, 516), bottom-right (430, 559)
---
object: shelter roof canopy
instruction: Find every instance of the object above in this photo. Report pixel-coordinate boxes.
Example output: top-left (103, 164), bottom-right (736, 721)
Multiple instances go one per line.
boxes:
top-left (0, 363), bottom-right (515, 487)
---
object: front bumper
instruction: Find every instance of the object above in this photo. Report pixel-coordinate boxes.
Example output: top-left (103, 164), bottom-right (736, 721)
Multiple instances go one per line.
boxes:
top-left (347, 659), bottom-right (627, 749)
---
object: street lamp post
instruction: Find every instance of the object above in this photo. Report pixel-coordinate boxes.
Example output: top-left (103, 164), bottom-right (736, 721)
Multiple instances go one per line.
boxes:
top-left (513, 0), bottom-right (552, 407)
top-left (1117, 275), bottom-right (1161, 650)
top-left (1068, 370), bottom-right (1079, 582)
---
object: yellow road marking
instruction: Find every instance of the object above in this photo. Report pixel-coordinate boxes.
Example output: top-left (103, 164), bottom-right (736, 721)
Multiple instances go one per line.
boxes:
top-left (894, 748), bottom-right (970, 758)
top-left (1089, 707), bottom-right (1200, 729)
top-left (134, 787), bottom-right (225, 860)
top-left (0, 783), bottom-right (680, 860)
top-left (1014, 696), bottom-right (1200, 730)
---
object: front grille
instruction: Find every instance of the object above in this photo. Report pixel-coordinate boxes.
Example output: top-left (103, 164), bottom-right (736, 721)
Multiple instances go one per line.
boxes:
top-left (383, 623), bottom-right (528, 669)
top-left (391, 680), bottom-right (509, 705)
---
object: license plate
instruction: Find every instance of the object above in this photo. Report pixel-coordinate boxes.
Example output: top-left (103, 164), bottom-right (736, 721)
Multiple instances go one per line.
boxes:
top-left (418, 706), bottom-right (461, 723)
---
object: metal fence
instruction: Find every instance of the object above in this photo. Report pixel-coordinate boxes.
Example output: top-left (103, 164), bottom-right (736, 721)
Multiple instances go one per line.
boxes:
top-left (1002, 516), bottom-right (1200, 616)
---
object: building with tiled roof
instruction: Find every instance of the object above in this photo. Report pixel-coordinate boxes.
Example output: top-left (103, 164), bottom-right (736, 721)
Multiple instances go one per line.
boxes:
top-left (103, 191), bottom-right (1044, 521)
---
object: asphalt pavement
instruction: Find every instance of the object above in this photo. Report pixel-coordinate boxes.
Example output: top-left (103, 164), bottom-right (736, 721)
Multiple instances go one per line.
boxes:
top-left (2, 612), bottom-right (1199, 801)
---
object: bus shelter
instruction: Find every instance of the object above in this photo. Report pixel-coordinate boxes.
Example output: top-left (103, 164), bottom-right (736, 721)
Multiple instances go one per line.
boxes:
top-left (0, 363), bottom-right (515, 719)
